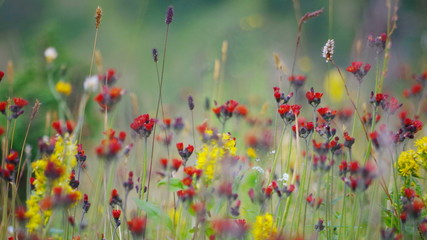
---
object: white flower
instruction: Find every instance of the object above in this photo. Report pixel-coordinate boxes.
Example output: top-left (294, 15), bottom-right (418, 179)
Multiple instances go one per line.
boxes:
top-left (44, 47), bottom-right (58, 63)
top-left (278, 173), bottom-right (290, 186)
top-left (252, 166), bottom-right (265, 174)
top-left (322, 39), bottom-right (334, 62)
top-left (84, 75), bottom-right (99, 92)
top-left (282, 173), bottom-right (289, 182)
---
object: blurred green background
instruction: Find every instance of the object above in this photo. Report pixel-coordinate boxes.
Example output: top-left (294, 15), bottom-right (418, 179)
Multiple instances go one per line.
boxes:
top-left (1, 0), bottom-right (427, 151)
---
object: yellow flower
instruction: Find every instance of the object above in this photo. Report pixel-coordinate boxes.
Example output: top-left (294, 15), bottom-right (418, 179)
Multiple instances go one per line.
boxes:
top-left (196, 132), bottom-right (237, 182)
top-left (396, 150), bottom-right (420, 177)
top-left (247, 147), bottom-right (257, 158)
top-left (252, 213), bottom-right (277, 240)
top-left (415, 136), bottom-right (427, 161)
top-left (55, 81), bottom-right (72, 96)
top-left (26, 135), bottom-right (81, 232)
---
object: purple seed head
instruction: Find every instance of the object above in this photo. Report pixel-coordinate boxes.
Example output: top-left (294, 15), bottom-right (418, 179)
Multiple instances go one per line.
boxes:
top-left (152, 48), bottom-right (158, 62)
top-left (188, 96), bottom-right (194, 110)
top-left (165, 6), bottom-right (174, 25)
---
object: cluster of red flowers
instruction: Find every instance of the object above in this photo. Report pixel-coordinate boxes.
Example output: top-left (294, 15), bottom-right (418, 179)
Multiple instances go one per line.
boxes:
top-left (291, 118), bottom-right (314, 139)
top-left (317, 107), bottom-right (336, 122)
top-left (130, 114), bottom-right (156, 138)
top-left (403, 83), bottom-right (423, 98)
top-left (278, 104), bottom-right (301, 124)
top-left (98, 68), bottom-right (118, 86)
top-left (95, 129), bottom-right (127, 160)
top-left (340, 161), bottom-right (376, 192)
top-left (94, 86), bottom-right (125, 112)
top-left (160, 117), bottom-right (184, 132)
top-left (159, 158), bottom-right (183, 172)
top-left (392, 113), bottom-right (423, 143)
top-left (346, 61), bottom-right (371, 82)
top-left (368, 33), bottom-right (387, 53)
top-left (0, 151), bottom-right (20, 182)
top-left (51, 187), bottom-right (80, 208)
top-left (288, 75), bottom-right (306, 89)
top-left (305, 88), bottom-right (323, 108)
top-left (52, 120), bottom-right (75, 136)
top-left (263, 181), bottom-right (295, 199)
top-left (0, 98), bottom-right (29, 119)
top-left (109, 189), bottom-right (123, 208)
top-left (212, 99), bottom-right (239, 124)
top-left (176, 166), bottom-right (202, 202)
top-left (306, 193), bottom-right (323, 209)
top-left (210, 218), bottom-right (249, 239)
top-left (176, 142), bottom-right (194, 163)
top-left (400, 188), bottom-right (425, 224)
top-left (127, 217), bottom-right (147, 237)
top-left (94, 69), bottom-right (125, 111)
top-left (273, 87), bottom-right (293, 105)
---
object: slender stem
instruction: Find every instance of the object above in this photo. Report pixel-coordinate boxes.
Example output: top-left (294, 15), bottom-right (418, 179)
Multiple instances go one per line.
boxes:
top-left (269, 124), bottom-right (287, 184)
top-left (146, 24), bottom-right (171, 201)
top-left (191, 110), bottom-right (196, 149)
top-left (9, 119), bottom-right (16, 149)
top-left (89, 29), bottom-right (99, 77)
top-left (331, 61), bottom-right (369, 141)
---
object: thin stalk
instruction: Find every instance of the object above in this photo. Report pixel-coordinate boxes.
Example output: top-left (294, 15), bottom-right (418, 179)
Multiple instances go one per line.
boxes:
top-left (9, 119), bottom-right (16, 149)
top-left (331, 61), bottom-right (369, 141)
top-left (191, 110), bottom-right (196, 149)
top-left (146, 24), bottom-right (171, 201)
top-left (268, 124), bottom-right (287, 184)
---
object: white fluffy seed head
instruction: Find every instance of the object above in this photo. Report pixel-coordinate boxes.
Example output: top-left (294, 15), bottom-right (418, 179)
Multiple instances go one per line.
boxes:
top-left (84, 75), bottom-right (99, 92)
top-left (322, 39), bottom-right (334, 62)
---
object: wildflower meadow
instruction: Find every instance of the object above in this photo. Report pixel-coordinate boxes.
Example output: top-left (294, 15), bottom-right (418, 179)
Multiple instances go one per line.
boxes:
top-left (0, 0), bottom-right (427, 239)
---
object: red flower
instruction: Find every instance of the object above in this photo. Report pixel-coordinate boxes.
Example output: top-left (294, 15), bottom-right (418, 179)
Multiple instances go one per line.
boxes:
top-left (15, 206), bottom-right (26, 222)
top-left (0, 71), bottom-right (4, 81)
top-left (13, 98), bottom-right (28, 108)
top-left (130, 114), bottom-right (156, 138)
top-left (349, 161), bottom-right (360, 174)
top-left (404, 188), bottom-right (416, 199)
top-left (160, 158), bottom-right (168, 169)
top-left (212, 100), bottom-right (239, 123)
top-left (0, 101), bottom-right (7, 113)
top-left (171, 158), bottom-right (183, 171)
top-left (403, 83), bottom-right (423, 98)
top-left (317, 107), bottom-right (336, 122)
top-left (368, 33), bottom-right (387, 53)
top-left (278, 104), bottom-right (301, 124)
top-left (112, 209), bottom-right (121, 219)
top-left (44, 161), bottom-right (64, 179)
top-left (346, 62), bottom-right (363, 73)
top-left (94, 86), bottom-right (124, 111)
top-left (346, 62), bottom-right (371, 81)
top-left (187, 144), bottom-right (194, 153)
top-left (305, 88), bottom-right (323, 107)
top-left (176, 142), bottom-right (184, 151)
top-left (288, 75), bottom-right (306, 88)
top-left (52, 120), bottom-right (75, 136)
top-left (182, 177), bottom-right (193, 186)
top-left (177, 143), bottom-right (194, 161)
top-left (163, 118), bottom-right (172, 128)
top-left (127, 217), bottom-right (147, 236)
top-left (234, 105), bottom-right (248, 117)
top-left (212, 107), bottom-right (221, 115)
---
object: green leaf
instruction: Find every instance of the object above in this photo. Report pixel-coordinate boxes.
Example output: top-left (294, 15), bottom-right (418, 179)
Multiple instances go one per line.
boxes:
top-left (134, 198), bottom-right (163, 218)
top-left (157, 178), bottom-right (185, 192)
top-left (134, 198), bottom-right (174, 232)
